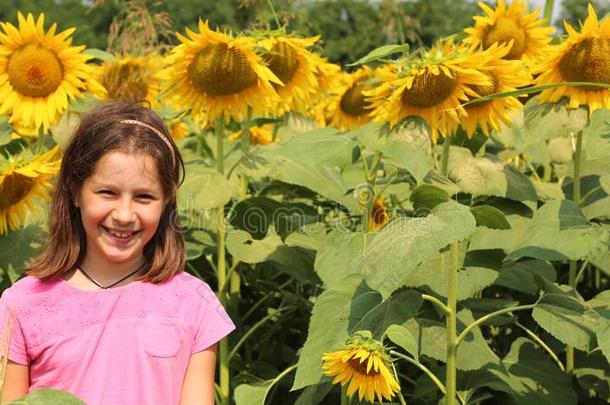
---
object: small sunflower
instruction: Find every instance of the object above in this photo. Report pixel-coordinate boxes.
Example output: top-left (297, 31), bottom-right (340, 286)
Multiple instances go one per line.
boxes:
top-left (464, 0), bottom-right (554, 66)
top-left (325, 67), bottom-right (376, 131)
top-left (461, 43), bottom-right (532, 136)
top-left (93, 53), bottom-right (164, 106)
top-left (322, 333), bottom-right (400, 403)
top-left (367, 44), bottom-right (492, 142)
top-left (368, 195), bottom-right (389, 232)
top-left (0, 13), bottom-right (102, 131)
top-left (228, 124), bottom-right (274, 145)
top-left (162, 20), bottom-right (282, 126)
top-left (260, 35), bottom-right (320, 115)
top-left (168, 118), bottom-right (190, 140)
top-left (536, 4), bottom-right (610, 112)
top-left (0, 145), bottom-right (61, 234)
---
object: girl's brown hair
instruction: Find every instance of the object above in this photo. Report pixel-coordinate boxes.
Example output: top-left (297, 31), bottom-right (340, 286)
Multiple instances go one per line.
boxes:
top-left (26, 101), bottom-right (186, 283)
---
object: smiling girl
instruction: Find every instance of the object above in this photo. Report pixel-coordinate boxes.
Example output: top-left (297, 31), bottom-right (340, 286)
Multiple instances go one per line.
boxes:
top-left (0, 102), bottom-right (234, 404)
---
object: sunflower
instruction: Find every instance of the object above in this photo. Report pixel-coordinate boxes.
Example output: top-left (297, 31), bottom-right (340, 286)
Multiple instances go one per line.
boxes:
top-left (0, 145), bottom-right (61, 234)
top-left (368, 195), bottom-right (389, 232)
top-left (536, 4), bottom-right (610, 112)
top-left (464, 0), bottom-right (554, 66)
top-left (93, 53), bottom-right (163, 106)
top-left (367, 44), bottom-right (491, 142)
top-left (322, 333), bottom-right (400, 403)
top-left (228, 124), bottom-right (274, 145)
top-left (260, 35), bottom-right (320, 115)
top-left (168, 118), bottom-right (190, 140)
top-left (0, 13), bottom-right (102, 132)
top-left (162, 20), bottom-right (281, 126)
top-left (461, 43), bottom-right (532, 136)
top-left (325, 67), bottom-right (376, 131)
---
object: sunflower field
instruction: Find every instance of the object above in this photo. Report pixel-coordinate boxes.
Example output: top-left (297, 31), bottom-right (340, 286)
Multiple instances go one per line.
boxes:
top-left (1, 0), bottom-right (610, 404)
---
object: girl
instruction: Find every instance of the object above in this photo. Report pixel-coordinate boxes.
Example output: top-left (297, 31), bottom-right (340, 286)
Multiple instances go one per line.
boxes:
top-left (0, 102), bottom-right (234, 404)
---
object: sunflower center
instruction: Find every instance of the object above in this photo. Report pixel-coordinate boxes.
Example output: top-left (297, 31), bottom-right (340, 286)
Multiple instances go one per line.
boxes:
top-left (470, 71), bottom-right (498, 100)
top-left (482, 16), bottom-right (527, 60)
top-left (340, 80), bottom-right (371, 116)
top-left (371, 200), bottom-right (387, 225)
top-left (264, 41), bottom-right (299, 85)
top-left (0, 173), bottom-right (35, 208)
top-left (7, 44), bottom-right (64, 97)
top-left (187, 43), bottom-right (258, 96)
top-left (401, 70), bottom-right (458, 108)
top-left (102, 62), bottom-right (150, 101)
top-left (558, 37), bottom-right (610, 86)
top-left (347, 357), bottom-right (379, 376)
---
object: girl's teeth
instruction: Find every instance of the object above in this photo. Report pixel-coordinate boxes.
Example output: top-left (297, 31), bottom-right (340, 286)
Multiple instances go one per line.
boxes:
top-left (106, 228), bottom-right (133, 238)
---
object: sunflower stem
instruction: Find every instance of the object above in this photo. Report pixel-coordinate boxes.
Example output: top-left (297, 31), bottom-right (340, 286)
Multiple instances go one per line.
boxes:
top-left (231, 107), bottom-right (253, 296)
top-left (543, 0), bottom-right (555, 22)
top-left (566, 128), bottom-right (583, 374)
top-left (361, 152), bottom-right (382, 237)
top-left (515, 321), bottom-right (565, 371)
top-left (265, 0), bottom-right (282, 29)
top-left (340, 385), bottom-right (350, 405)
top-left (445, 241), bottom-right (459, 405)
top-left (215, 117), bottom-right (231, 405)
top-left (390, 350), bottom-right (447, 395)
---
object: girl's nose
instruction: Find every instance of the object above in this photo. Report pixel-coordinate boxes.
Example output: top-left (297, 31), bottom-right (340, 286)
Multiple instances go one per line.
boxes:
top-left (111, 199), bottom-right (136, 224)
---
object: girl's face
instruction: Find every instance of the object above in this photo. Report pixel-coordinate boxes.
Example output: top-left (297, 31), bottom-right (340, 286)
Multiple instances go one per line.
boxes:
top-left (76, 151), bottom-right (166, 269)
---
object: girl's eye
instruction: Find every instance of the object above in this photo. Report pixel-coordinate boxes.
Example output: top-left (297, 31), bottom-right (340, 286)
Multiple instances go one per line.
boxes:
top-left (138, 194), bottom-right (153, 200)
top-left (99, 190), bottom-right (114, 195)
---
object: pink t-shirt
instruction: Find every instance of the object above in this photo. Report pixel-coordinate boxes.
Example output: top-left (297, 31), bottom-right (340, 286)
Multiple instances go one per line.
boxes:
top-left (0, 271), bottom-right (235, 404)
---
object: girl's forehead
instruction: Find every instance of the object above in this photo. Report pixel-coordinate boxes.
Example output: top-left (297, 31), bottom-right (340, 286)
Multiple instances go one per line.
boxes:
top-left (88, 151), bottom-right (161, 187)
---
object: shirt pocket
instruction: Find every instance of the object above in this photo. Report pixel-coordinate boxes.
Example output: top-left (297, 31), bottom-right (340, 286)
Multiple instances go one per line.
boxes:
top-left (142, 317), bottom-right (183, 358)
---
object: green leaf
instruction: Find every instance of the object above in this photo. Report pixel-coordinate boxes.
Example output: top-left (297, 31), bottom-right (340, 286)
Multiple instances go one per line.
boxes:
top-left (404, 309), bottom-right (500, 370)
top-left (9, 388), bottom-right (85, 404)
top-left (346, 43), bottom-right (409, 66)
top-left (360, 201), bottom-right (477, 298)
top-left (0, 115), bottom-right (13, 146)
top-left (409, 184), bottom-right (448, 213)
top-left (470, 200), bottom-right (609, 262)
top-left (245, 129), bottom-right (358, 210)
top-left (449, 155), bottom-right (537, 201)
top-left (584, 108), bottom-right (610, 162)
top-left (226, 228), bottom-right (283, 264)
top-left (353, 121), bottom-right (433, 182)
top-left (294, 383), bottom-right (333, 405)
top-left (470, 205), bottom-right (511, 229)
top-left (385, 324), bottom-right (418, 361)
top-left (0, 223), bottom-right (46, 274)
top-left (292, 278), bottom-right (421, 390)
top-left (178, 165), bottom-right (232, 211)
top-left (473, 338), bottom-right (577, 405)
top-left (84, 48), bottom-right (115, 62)
top-left (588, 291), bottom-right (610, 365)
top-left (234, 366), bottom-right (295, 405)
top-left (532, 285), bottom-right (597, 351)
top-left (574, 351), bottom-right (610, 400)
top-left (314, 230), bottom-right (365, 288)
top-left (411, 248), bottom-right (498, 301)
top-left (494, 260), bottom-right (557, 294)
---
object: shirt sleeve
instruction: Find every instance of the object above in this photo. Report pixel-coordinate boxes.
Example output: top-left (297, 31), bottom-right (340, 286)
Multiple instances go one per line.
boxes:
top-left (191, 281), bottom-right (235, 354)
top-left (0, 289), bottom-right (29, 365)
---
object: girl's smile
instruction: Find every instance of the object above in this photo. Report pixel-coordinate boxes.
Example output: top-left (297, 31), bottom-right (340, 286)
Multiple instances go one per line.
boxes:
top-left (76, 150), bottom-right (166, 276)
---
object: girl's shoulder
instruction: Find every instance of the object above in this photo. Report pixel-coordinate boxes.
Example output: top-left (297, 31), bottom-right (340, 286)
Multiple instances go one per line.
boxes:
top-left (1, 275), bottom-right (56, 300)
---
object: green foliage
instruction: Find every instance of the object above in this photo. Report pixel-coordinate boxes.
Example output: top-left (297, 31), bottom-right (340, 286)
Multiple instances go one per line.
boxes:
top-left (8, 388), bottom-right (85, 404)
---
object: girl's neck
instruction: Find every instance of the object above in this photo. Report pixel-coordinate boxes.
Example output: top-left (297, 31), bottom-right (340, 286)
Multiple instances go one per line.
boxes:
top-left (72, 257), bottom-right (146, 289)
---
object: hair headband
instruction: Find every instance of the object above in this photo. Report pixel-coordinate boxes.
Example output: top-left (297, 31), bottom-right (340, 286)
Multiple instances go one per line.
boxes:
top-left (119, 119), bottom-right (176, 166)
